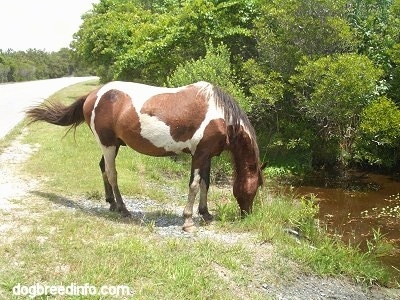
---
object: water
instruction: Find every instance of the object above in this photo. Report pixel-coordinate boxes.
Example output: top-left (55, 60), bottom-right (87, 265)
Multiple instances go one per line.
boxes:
top-left (289, 170), bottom-right (400, 269)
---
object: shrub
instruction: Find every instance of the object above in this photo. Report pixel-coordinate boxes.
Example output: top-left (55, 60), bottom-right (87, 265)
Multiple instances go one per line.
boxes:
top-left (166, 43), bottom-right (248, 110)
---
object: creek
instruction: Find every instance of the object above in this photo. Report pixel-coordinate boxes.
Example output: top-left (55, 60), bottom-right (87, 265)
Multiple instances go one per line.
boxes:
top-left (288, 170), bottom-right (400, 269)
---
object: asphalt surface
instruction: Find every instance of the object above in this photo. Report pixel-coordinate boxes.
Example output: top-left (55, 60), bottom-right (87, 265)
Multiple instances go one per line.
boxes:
top-left (0, 76), bottom-right (98, 140)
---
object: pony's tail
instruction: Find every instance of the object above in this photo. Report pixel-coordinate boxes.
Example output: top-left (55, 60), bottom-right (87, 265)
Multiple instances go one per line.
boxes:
top-left (26, 95), bottom-right (87, 131)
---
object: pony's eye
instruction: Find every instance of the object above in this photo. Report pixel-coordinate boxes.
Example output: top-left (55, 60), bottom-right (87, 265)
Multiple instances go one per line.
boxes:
top-left (248, 164), bottom-right (257, 172)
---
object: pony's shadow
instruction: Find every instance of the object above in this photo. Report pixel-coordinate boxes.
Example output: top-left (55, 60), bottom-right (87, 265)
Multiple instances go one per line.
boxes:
top-left (30, 191), bottom-right (189, 229)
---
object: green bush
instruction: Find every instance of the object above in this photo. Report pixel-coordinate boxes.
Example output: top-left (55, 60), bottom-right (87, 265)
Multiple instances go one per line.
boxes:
top-left (290, 53), bottom-right (384, 166)
top-left (353, 96), bottom-right (400, 168)
top-left (166, 43), bottom-right (248, 110)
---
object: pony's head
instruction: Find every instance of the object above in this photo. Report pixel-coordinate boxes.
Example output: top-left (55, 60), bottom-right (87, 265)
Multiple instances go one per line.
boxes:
top-left (205, 84), bottom-right (265, 216)
top-left (231, 128), bottom-right (265, 215)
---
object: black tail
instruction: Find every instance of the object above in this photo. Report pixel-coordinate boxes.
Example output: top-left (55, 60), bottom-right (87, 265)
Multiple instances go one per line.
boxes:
top-left (26, 95), bottom-right (88, 131)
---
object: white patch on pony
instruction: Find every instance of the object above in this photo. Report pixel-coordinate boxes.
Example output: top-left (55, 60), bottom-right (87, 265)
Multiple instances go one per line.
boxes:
top-left (101, 145), bottom-right (117, 185)
top-left (195, 81), bottom-right (254, 142)
top-left (139, 114), bottom-right (193, 153)
top-left (90, 97), bottom-right (99, 144)
top-left (190, 168), bottom-right (201, 189)
top-left (91, 81), bottom-right (176, 146)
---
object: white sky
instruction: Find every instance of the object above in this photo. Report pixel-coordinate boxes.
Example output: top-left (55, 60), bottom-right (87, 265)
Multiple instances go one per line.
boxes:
top-left (0, 0), bottom-right (99, 52)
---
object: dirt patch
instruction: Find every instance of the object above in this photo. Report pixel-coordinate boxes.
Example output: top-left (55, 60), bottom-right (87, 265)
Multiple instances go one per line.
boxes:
top-left (0, 130), bottom-right (399, 299)
top-left (0, 128), bottom-right (39, 210)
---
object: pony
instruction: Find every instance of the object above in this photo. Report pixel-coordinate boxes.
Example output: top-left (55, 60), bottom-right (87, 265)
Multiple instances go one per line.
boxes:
top-left (26, 81), bottom-right (264, 232)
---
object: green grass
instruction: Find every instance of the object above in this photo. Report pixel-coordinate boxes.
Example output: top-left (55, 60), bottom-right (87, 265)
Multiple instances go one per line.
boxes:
top-left (0, 80), bottom-right (397, 299)
top-left (0, 207), bottom-right (266, 299)
top-left (214, 190), bottom-right (395, 286)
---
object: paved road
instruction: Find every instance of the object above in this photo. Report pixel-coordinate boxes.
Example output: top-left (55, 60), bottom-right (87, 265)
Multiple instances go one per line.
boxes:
top-left (0, 76), bottom-right (98, 140)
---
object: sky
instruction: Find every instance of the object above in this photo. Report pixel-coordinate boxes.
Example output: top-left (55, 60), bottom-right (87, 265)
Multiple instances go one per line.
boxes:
top-left (0, 0), bottom-right (100, 52)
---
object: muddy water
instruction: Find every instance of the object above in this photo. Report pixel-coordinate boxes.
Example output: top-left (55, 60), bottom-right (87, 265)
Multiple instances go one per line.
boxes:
top-left (290, 171), bottom-right (400, 269)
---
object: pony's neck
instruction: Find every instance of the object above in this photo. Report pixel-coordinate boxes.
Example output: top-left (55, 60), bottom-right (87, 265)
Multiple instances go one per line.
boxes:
top-left (229, 127), bottom-right (258, 176)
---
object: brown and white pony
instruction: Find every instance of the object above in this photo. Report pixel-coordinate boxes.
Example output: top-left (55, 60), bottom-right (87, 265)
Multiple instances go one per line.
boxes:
top-left (27, 81), bottom-right (264, 231)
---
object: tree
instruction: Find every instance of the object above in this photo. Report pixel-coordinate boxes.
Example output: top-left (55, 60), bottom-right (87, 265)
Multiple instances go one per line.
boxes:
top-left (70, 0), bottom-right (400, 169)
top-left (0, 48), bottom-right (83, 82)
top-left (72, 0), bottom-right (149, 82)
top-left (254, 0), bottom-right (357, 80)
top-left (72, 0), bottom-right (258, 84)
top-left (290, 53), bottom-right (384, 164)
top-left (243, 0), bottom-right (360, 168)
top-left (347, 0), bottom-right (400, 104)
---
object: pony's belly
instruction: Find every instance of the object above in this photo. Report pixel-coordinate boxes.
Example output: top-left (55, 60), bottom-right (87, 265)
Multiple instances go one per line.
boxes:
top-left (138, 114), bottom-right (200, 154)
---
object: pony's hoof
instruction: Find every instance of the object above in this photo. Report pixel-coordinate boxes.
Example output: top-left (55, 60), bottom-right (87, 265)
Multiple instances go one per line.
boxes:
top-left (200, 212), bottom-right (213, 224)
top-left (182, 219), bottom-right (196, 232)
top-left (109, 203), bottom-right (117, 211)
top-left (118, 208), bottom-right (131, 217)
top-left (182, 224), bottom-right (197, 233)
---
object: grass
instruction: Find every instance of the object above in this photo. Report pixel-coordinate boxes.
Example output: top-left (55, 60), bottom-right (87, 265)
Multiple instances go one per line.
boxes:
top-left (1, 206), bottom-right (265, 299)
top-left (214, 190), bottom-right (395, 286)
top-left (0, 79), bottom-right (398, 299)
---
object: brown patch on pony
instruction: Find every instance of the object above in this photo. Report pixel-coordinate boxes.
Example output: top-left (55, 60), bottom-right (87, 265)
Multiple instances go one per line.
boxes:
top-left (92, 89), bottom-right (125, 146)
top-left (140, 86), bottom-right (208, 142)
top-left (194, 119), bottom-right (227, 159)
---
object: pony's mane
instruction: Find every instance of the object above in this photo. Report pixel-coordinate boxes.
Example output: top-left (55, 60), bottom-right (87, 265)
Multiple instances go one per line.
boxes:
top-left (196, 82), bottom-right (260, 164)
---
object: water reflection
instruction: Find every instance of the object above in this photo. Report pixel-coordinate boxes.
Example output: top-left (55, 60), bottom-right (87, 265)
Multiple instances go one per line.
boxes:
top-left (288, 170), bottom-right (400, 269)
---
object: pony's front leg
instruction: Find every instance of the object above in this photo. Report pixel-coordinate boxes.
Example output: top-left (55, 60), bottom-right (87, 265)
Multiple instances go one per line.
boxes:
top-left (199, 179), bottom-right (213, 223)
top-left (198, 158), bottom-right (213, 223)
top-left (183, 169), bottom-right (200, 232)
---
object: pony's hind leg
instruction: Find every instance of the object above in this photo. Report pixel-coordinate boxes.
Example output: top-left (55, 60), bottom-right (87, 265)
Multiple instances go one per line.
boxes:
top-left (102, 145), bottom-right (131, 217)
top-left (99, 156), bottom-right (117, 211)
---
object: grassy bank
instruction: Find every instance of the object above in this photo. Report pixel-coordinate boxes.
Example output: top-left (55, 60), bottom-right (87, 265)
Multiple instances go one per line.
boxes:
top-left (0, 80), bottom-right (397, 299)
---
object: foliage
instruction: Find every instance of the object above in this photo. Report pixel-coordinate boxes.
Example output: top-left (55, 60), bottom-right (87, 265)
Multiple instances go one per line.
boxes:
top-left (72, 0), bottom-right (152, 82)
top-left (241, 59), bottom-right (285, 128)
top-left (290, 54), bottom-right (383, 165)
top-left (73, 0), bottom-right (258, 84)
top-left (167, 43), bottom-right (248, 109)
top-left (254, 0), bottom-right (357, 79)
top-left (354, 96), bottom-right (400, 167)
top-left (0, 48), bottom-right (85, 83)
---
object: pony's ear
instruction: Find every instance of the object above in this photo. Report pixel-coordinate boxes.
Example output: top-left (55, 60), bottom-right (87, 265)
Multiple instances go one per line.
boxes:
top-left (260, 162), bottom-right (267, 170)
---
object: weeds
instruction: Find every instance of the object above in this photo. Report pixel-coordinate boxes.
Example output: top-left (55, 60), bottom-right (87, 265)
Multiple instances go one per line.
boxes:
top-left (366, 228), bottom-right (395, 258)
top-left (215, 198), bottom-right (240, 224)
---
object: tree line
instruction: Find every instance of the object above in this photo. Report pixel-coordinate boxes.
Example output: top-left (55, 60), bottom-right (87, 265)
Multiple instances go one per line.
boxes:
top-left (71, 0), bottom-right (400, 171)
top-left (0, 48), bottom-right (90, 83)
